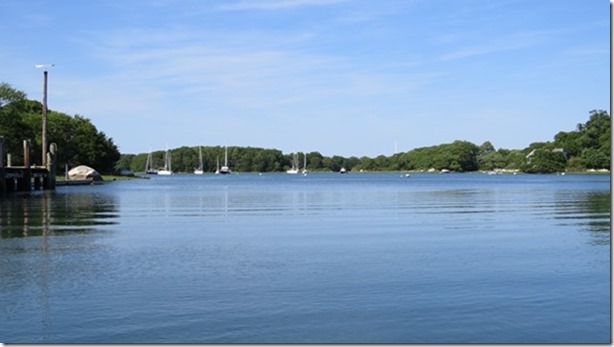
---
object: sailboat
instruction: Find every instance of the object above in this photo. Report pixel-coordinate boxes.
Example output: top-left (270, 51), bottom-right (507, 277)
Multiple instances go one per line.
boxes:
top-left (287, 152), bottom-right (299, 174)
top-left (219, 146), bottom-right (231, 174)
top-left (302, 153), bottom-right (309, 176)
top-left (158, 146), bottom-right (173, 175)
top-left (145, 149), bottom-right (158, 174)
top-left (194, 146), bottom-right (204, 175)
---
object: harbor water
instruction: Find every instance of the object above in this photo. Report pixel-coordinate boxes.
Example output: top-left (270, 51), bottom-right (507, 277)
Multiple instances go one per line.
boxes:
top-left (0, 172), bottom-right (610, 343)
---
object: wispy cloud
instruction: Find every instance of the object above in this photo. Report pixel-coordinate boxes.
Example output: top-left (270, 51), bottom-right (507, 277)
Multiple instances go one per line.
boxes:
top-left (563, 46), bottom-right (609, 57)
top-left (440, 31), bottom-right (548, 61)
top-left (217, 0), bottom-right (348, 11)
top-left (5, 0), bottom-right (605, 156)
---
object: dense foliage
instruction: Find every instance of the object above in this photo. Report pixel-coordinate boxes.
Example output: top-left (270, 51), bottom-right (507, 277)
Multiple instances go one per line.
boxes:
top-left (120, 110), bottom-right (609, 174)
top-left (117, 146), bottom-right (357, 174)
top-left (0, 83), bottom-right (120, 173)
top-left (0, 82), bottom-right (609, 174)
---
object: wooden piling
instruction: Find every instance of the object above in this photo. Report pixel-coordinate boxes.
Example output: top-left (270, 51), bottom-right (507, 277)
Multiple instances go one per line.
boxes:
top-left (46, 143), bottom-right (57, 190)
top-left (0, 137), bottom-right (5, 194)
top-left (17, 140), bottom-right (31, 191)
top-left (0, 139), bottom-right (57, 194)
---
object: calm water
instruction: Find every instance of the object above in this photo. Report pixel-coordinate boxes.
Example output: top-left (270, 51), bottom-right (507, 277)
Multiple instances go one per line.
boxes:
top-left (0, 173), bottom-right (610, 343)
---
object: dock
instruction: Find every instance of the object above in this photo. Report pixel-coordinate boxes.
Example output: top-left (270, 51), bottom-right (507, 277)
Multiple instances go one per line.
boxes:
top-left (0, 138), bottom-right (57, 194)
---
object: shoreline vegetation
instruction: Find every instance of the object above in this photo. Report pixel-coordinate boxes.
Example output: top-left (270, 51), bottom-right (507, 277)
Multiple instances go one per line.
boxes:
top-left (0, 83), bottom-right (610, 176)
top-left (116, 110), bottom-right (610, 175)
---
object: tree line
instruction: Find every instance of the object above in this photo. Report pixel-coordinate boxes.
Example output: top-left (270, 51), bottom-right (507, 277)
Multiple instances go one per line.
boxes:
top-left (0, 82), bottom-right (609, 174)
top-left (118, 110), bottom-right (609, 174)
top-left (364, 108), bottom-right (609, 174)
top-left (116, 146), bottom-right (356, 174)
top-left (0, 83), bottom-right (120, 173)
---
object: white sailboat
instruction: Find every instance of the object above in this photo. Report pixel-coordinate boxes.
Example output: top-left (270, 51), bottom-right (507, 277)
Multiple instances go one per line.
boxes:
top-left (219, 146), bottom-right (231, 174)
top-left (287, 152), bottom-right (299, 174)
top-left (194, 146), bottom-right (204, 175)
top-left (302, 153), bottom-right (309, 176)
top-left (145, 149), bottom-right (158, 174)
top-left (158, 146), bottom-right (173, 175)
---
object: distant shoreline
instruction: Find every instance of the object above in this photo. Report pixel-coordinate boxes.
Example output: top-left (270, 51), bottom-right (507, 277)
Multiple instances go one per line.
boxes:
top-left (98, 169), bottom-right (610, 179)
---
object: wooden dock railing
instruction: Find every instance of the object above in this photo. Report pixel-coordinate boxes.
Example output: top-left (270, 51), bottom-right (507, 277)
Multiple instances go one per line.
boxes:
top-left (0, 137), bottom-right (57, 194)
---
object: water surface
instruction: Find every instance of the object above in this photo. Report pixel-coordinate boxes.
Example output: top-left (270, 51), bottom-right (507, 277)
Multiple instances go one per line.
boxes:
top-left (0, 173), bottom-right (610, 343)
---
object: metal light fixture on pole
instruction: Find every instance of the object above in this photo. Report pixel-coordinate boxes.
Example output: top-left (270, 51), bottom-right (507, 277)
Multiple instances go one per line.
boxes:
top-left (35, 64), bottom-right (54, 166)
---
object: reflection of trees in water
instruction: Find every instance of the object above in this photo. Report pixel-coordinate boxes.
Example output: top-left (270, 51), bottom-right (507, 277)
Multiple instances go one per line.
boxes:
top-left (555, 191), bottom-right (611, 246)
top-left (0, 191), bottom-right (118, 238)
top-left (581, 192), bottom-right (611, 246)
top-left (0, 191), bottom-right (119, 340)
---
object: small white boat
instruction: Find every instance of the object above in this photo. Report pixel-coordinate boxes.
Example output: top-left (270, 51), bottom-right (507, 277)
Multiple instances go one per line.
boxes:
top-left (302, 153), bottom-right (309, 176)
top-left (287, 152), bottom-right (299, 174)
top-left (339, 167), bottom-right (347, 174)
top-left (145, 149), bottom-right (158, 174)
top-left (158, 146), bottom-right (173, 175)
top-left (219, 146), bottom-right (231, 174)
top-left (194, 146), bottom-right (204, 175)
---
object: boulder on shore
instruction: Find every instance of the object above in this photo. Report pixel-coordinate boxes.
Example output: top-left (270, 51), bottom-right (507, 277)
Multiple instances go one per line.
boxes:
top-left (68, 165), bottom-right (103, 181)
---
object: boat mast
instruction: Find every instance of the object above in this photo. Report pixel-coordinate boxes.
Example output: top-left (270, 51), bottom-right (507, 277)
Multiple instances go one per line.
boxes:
top-left (145, 150), bottom-right (151, 171)
top-left (198, 146), bottom-right (203, 170)
top-left (165, 145), bottom-right (171, 171)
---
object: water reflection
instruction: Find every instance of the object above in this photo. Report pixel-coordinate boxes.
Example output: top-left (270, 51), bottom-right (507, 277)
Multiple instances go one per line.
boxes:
top-left (0, 190), bottom-right (119, 238)
top-left (554, 191), bottom-right (611, 245)
top-left (0, 174), bottom-right (610, 343)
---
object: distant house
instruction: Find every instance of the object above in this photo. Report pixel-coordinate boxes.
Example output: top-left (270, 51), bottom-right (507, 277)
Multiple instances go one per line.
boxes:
top-left (551, 148), bottom-right (566, 154)
top-left (526, 148), bottom-right (567, 160)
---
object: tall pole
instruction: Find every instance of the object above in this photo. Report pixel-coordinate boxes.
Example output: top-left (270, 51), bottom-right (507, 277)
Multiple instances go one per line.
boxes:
top-left (35, 64), bottom-right (54, 167)
top-left (42, 70), bottom-right (48, 166)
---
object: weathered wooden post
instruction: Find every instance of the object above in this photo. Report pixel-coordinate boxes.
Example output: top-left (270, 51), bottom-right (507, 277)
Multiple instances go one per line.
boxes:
top-left (18, 140), bottom-right (31, 191)
top-left (45, 143), bottom-right (57, 190)
top-left (0, 137), bottom-right (5, 194)
top-left (23, 140), bottom-right (30, 167)
top-left (35, 64), bottom-right (54, 167)
top-left (31, 138), bottom-right (42, 189)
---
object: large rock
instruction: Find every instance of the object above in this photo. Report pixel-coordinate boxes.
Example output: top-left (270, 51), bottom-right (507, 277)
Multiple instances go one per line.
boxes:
top-left (68, 165), bottom-right (102, 181)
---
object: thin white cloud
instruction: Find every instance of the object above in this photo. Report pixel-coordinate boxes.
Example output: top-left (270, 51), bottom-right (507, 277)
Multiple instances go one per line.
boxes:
top-left (440, 31), bottom-right (548, 61)
top-left (6, 0), bottom-right (603, 157)
top-left (441, 42), bottom-right (527, 61)
top-left (334, 0), bottom-right (419, 23)
top-left (563, 46), bottom-right (609, 57)
top-left (217, 0), bottom-right (348, 11)
top-left (80, 25), bottom-right (423, 110)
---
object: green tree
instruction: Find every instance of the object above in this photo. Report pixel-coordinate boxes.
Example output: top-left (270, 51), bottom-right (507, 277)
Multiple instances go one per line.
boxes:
top-left (115, 154), bottom-right (135, 171)
top-left (0, 102), bottom-right (36, 163)
top-left (523, 149), bottom-right (566, 173)
top-left (554, 130), bottom-right (583, 158)
top-left (0, 82), bottom-right (27, 107)
top-left (582, 148), bottom-right (609, 169)
top-left (307, 152), bottom-right (324, 171)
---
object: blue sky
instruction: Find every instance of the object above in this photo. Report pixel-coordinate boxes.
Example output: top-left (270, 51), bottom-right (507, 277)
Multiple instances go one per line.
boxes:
top-left (0, 0), bottom-right (609, 157)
